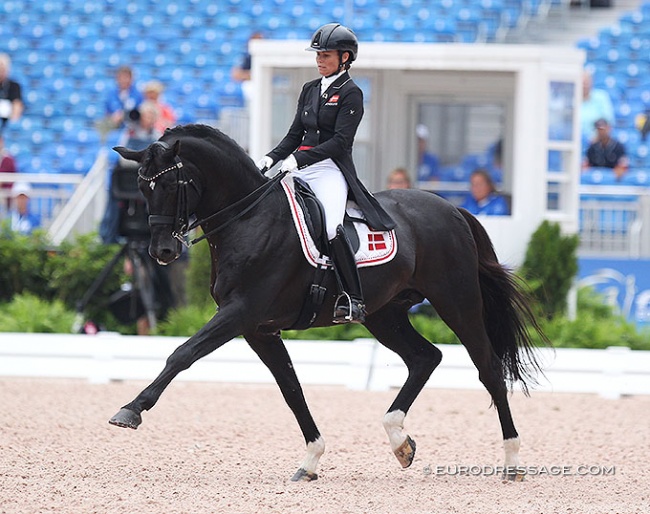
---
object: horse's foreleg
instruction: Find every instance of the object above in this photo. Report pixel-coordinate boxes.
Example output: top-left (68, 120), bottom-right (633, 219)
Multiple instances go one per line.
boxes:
top-left (245, 331), bottom-right (324, 482)
top-left (109, 310), bottom-right (242, 429)
top-left (364, 305), bottom-right (442, 469)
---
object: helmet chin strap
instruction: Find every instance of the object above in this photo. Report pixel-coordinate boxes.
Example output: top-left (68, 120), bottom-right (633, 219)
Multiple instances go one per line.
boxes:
top-left (336, 51), bottom-right (349, 73)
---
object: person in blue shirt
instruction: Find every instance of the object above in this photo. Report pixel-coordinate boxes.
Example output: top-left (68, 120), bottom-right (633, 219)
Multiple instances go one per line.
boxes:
top-left (415, 124), bottom-right (439, 182)
top-left (104, 66), bottom-right (143, 129)
top-left (461, 168), bottom-right (509, 216)
top-left (581, 70), bottom-right (614, 145)
top-left (8, 181), bottom-right (40, 234)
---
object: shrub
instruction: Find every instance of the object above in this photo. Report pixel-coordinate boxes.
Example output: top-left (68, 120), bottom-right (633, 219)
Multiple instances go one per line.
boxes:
top-left (0, 229), bottom-right (51, 303)
top-left (0, 293), bottom-right (77, 333)
top-left (155, 304), bottom-right (216, 336)
top-left (186, 234), bottom-right (214, 309)
top-left (533, 287), bottom-right (650, 350)
top-left (519, 220), bottom-right (579, 319)
top-left (45, 233), bottom-right (125, 325)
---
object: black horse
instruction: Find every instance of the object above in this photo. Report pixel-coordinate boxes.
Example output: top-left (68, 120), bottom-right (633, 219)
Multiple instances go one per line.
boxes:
top-left (110, 124), bottom-right (546, 481)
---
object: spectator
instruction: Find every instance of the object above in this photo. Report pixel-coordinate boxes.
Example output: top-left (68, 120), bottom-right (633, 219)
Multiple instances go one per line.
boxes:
top-left (143, 80), bottom-right (176, 132)
top-left (461, 168), bottom-right (509, 216)
top-left (97, 65), bottom-right (143, 141)
top-left (386, 167), bottom-right (412, 189)
top-left (231, 31), bottom-right (264, 83)
top-left (7, 181), bottom-right (40, 235)
top-left (231, 31), bottom-right (264, 107)
top-left (0, 53), bottom-right (24, 130)
top-left (583, 118), bottom-right (629, 180)
top-left (0, 134), bottom-right (17, 211)
top-left (580, 70), bottom-right (614, 145)
top-left (416, 124), bottom-right (439, 182)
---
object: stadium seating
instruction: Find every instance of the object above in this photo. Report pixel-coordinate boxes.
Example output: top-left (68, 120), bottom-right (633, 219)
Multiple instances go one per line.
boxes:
top-left (0, 0), bottom-right (647, 181)
top-left (8, 3), bottom-right (460, 174)
top-left (582, 2), bottom-right (650, 171)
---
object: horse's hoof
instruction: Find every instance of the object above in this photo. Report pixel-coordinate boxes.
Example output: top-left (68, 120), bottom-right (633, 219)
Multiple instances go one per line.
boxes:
top-left (394, 435), bottom-right (416, 468)
top-left (291, 468), bottom-right (318, 482)
top-left (108, 408), bottom-right (142, 429)
top-left (502, 469), bottom-right (526, 483)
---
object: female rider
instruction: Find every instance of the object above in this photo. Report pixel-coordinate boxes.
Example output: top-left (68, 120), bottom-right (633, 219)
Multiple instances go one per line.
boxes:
top-left (257, 23), bottom-right (395, 324)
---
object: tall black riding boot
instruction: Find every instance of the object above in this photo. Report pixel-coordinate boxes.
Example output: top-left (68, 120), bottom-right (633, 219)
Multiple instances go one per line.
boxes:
top-left (328, 224), bottom-right (366, 324)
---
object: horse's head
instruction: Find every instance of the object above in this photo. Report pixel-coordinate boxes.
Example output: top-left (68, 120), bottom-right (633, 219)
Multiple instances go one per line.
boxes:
top-left (114, 139), bottom-right (200, 265)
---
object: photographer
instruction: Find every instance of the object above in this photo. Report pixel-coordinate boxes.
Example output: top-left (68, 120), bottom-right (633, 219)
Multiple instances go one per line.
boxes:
top-left (100, 101), bottom-right (161, 245)
top-left (99, 65), bottom-right (143, 142)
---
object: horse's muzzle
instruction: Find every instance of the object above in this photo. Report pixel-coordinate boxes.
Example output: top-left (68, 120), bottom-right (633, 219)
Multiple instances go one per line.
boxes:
top-left (149, 236), bottom-right (182, 265)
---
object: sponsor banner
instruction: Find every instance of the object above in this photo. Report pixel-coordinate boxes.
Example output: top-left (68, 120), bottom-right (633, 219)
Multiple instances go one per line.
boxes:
top-left (578, 258), bottom-right (650, 326)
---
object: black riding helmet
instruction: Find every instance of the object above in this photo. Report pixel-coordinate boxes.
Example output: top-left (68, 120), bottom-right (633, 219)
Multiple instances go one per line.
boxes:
top-left (306, 23), bottom-right (358, 66)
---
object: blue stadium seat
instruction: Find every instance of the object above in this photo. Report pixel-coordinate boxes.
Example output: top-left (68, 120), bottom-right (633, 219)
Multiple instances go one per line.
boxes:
top-left (581, 168), bottom-right (619, 185)
top-left (455, 7), bottom-right (482, 43)
top-left (620, 169), bottom-right (650, 186)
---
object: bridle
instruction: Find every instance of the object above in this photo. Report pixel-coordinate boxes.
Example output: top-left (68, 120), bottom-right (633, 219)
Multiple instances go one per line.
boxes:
top-left (139, 141), bottom-right (198, 245)
top-left (139, 140), bottom-right (288, 247)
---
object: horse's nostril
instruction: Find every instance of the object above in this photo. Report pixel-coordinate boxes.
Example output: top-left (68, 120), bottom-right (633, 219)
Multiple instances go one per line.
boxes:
top-left (151, 243), bottom-right (180, 265)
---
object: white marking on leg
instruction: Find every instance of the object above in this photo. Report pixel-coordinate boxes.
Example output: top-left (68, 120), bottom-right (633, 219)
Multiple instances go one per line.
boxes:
top-left (503, 436), bottom-right (520, 468)
top-left (383, 410), bottom-right (407, 451)
top-left (299, 436), bottom-right (325, 475)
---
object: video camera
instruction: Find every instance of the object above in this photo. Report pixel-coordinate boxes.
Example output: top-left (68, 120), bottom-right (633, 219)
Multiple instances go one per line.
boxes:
top-left (111, 158), bottom-right (150, 241)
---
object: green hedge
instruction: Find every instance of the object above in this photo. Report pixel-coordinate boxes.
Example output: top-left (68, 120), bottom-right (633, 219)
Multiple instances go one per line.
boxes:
top-left (1, 226), bottom-right (649, 350)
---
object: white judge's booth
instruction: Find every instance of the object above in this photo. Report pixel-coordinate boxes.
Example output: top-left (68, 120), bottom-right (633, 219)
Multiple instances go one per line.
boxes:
top-left (249, 41), bottom-right (585, 267)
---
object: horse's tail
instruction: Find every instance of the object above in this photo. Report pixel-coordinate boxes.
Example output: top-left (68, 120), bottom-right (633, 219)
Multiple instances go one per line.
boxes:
top-left (457, 208), bottom-right (549, 394)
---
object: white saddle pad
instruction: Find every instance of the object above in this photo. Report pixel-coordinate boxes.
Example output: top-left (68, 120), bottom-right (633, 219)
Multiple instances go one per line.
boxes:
top-left (281, 175), bottom-right (397, 268)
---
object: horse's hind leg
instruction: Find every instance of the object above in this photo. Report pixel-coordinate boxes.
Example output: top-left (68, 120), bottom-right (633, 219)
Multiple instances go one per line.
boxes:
top-left (245, 331), bottom-right (323, 482)
top-left (434, 301), bottom-right (523, 481)
top-left (363, 303), bottom-right (442, 469)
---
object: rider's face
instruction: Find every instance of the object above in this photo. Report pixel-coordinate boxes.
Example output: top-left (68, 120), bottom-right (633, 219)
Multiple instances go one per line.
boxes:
top-left (316, 50), bottom-right (343, 77)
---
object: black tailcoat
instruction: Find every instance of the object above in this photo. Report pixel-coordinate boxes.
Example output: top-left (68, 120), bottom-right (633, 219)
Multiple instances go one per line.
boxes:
top-left (268, 72), bottom-right (396, 231)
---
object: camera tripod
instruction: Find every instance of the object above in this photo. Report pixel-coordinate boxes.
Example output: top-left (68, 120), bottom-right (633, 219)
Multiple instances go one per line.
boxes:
top-left (75, 238), bottom-right (159, 333)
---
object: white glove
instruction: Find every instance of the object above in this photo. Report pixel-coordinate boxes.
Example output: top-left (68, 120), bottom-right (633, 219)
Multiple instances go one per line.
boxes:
top-left (257, 155), bottom-right (273, 172)
top-left (279, 154), bottom-right (298, 173)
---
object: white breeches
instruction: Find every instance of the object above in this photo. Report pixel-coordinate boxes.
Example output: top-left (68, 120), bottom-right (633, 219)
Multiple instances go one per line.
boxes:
top-left (293, 158), bottom-right (348, 240)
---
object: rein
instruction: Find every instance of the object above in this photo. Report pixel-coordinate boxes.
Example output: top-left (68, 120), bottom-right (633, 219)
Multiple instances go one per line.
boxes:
top-left (186, 169), bottom-right (288, 246)
top-left (142, 148), bottom-right (288, 247)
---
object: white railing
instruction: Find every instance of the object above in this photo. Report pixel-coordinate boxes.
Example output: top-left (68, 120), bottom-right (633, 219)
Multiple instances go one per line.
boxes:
top-left (578, 187), bottom-right (650, 258)
top-left (1, 333), bottom-right (648, 400)
top-left (0, 171), bottom-right (85, 230)
top-left (47, 149), bottom-right (109, 245)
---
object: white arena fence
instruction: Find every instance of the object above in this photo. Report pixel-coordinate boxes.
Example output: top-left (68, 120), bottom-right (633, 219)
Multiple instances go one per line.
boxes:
top-left (1, 333), bottom-right (649, 400)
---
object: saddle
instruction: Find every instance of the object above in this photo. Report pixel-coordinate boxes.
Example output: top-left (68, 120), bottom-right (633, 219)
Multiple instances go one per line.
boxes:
top-left (290, 177), bottom-right (364, 330)
top-left (292, 177), bottom-right (361, 256)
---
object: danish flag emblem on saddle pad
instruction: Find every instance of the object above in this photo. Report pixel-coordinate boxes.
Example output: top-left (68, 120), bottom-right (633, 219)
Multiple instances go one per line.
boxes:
top-left (281, 175), bottom-right (398, 268)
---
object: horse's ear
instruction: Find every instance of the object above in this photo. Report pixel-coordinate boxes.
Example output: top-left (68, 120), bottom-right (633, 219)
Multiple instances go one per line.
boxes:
top-left (113, 146), bottom-right (146, 163)
top-left (172, 139), bottom-right (181, 156)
